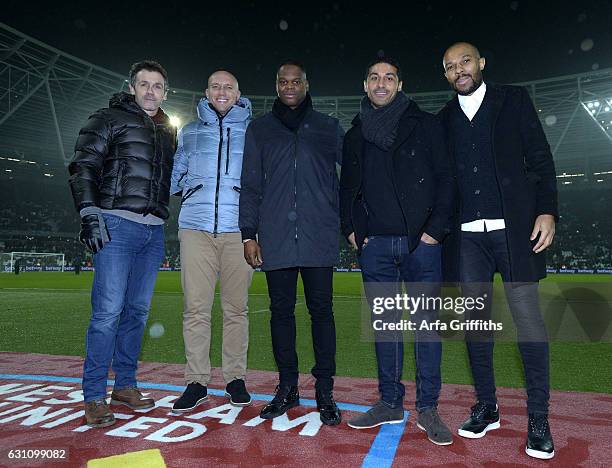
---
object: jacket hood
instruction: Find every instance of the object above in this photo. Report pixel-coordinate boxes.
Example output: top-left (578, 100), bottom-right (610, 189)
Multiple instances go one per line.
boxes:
top-left (197, 96), bottom-right (252, 125)
top-left (109, 92), bottom-right (169, 123)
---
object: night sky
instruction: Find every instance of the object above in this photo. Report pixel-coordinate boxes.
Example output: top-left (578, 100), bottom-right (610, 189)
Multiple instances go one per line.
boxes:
top-left (4, 1), bottom-right (612, 96)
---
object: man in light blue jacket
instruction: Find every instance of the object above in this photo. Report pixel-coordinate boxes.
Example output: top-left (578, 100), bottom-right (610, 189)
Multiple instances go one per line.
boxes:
top-left (170, 70), bottom-right (253, 412)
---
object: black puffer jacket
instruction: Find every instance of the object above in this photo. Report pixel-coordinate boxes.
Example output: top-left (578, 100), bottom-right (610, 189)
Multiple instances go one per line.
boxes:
top-left (68, 92), bottom-right (177, 219)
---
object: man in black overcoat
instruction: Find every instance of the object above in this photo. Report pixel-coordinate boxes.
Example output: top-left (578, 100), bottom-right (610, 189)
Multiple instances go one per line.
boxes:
top-left (438, 42), bottom-right (558, 460)
top-left (340, 57), bottom-right (455, 445)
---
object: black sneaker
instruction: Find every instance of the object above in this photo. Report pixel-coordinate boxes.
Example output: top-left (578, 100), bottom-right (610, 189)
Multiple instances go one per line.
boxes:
top-left (172, 382), bottom-right (208, 413)
top-left (225, 379), bottom-right (252, 407)
top-left (316, 389), bottom-right (341, 425)
top-left (526, 413), bottom-right (555, 459)
top-left (457, 401), bottom-right (500, 438)
top-left (260, 385), bottom-right (299, 419)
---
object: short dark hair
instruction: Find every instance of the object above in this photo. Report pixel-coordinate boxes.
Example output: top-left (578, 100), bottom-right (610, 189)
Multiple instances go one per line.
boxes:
top-left (129, 60), bottom-right (169, 89)
top-left (364, 57), bottom-right (402, 82)
top-left (277, 59), bottom-right (307, 77)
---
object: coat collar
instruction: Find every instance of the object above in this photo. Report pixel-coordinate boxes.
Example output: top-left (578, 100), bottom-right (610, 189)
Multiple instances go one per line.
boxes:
top-left (197, 96), bottom-right (252, 125)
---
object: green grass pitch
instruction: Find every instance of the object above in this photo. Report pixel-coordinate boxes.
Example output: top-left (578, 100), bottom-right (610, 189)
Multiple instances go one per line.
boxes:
top-left (1, 271), bottom-right (610, 393)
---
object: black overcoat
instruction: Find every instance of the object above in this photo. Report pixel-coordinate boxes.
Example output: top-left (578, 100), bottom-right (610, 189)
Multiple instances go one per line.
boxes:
top-left (437, 84), bottom-right (558, 282)
top-left (340, 100), bottom-right (455, 253)
top-left (239, 109), bottom-right (344, 271)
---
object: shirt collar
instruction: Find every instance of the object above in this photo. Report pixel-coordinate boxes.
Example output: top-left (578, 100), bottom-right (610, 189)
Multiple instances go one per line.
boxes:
top-left (458, 81), bottom-right (486, 108)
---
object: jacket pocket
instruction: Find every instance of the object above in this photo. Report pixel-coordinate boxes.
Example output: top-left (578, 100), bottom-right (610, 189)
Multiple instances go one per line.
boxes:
top-left (225, 128), bottom-right (231, 174)
top-left (113, 161), bottom-right (127, 203)
top-left (181, 184), bottom-right (203, 205)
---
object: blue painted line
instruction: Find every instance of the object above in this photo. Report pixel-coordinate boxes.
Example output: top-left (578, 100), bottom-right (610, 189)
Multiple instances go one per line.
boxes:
top-left (0, 373), bottom-right (407, 466)
top-left (361, 414), bottom-right (409, 468)
top-left (0, 374), bottom-right (373, 413)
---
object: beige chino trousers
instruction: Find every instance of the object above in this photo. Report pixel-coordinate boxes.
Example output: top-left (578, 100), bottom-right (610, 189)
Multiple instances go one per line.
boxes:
top-left (179, 229), bottom-right (253, 385)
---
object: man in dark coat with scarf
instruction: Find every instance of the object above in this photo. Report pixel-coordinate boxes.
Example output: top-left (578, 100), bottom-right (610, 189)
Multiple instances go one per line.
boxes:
top-left (438, 42), bottom-right (558, 460)
top-left (239, 60), bottom-right (344, 426)
top-left (340, 57), bottom-right (455, 445)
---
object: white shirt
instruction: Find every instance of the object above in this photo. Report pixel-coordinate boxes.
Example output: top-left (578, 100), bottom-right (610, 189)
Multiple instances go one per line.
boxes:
top-left (458, 81), bottom-right (487, 121)
top-left (457, 82), bottom-right (506, 232)
top-left (461, 219), bottom-right (506, 232)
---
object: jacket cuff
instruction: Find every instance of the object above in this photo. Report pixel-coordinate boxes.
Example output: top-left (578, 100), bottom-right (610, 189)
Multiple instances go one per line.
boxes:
top-left (423, 223), bottom-right (446, 244)
top-left (241, 228), bottom-right (257, 242)
top-left (536, 204), bottom-right (559, 222)
top-left (340, 222), bottom-right (354, 240)
top-left (79, 206), bottom-right (101, 218)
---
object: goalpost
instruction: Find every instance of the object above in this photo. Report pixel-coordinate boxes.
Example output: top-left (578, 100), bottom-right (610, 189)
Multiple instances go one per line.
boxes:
top-left (0, 252), bottom-right (65, 273)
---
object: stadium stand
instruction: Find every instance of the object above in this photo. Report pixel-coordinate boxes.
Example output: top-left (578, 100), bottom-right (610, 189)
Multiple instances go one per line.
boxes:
top-left (1, 22), bottom-right (612, 272)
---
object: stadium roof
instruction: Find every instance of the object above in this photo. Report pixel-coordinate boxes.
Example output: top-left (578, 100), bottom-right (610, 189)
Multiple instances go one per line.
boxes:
top-left (1, 22), bottom-right (612, 178)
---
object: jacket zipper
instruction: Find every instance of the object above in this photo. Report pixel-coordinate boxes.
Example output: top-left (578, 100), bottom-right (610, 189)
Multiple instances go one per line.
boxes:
top-left (214, 122), bottom-right (224, 237)
top-left (225, 127), bottom-right (231, 174)
top-left (144, 113), bottom-right (157, 216)
top-left (294, 132), bottom-right (299, 242)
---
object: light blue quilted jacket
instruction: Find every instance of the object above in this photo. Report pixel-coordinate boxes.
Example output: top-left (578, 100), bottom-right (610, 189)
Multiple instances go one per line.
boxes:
top-left (171, 96), bottom-right (251, 233)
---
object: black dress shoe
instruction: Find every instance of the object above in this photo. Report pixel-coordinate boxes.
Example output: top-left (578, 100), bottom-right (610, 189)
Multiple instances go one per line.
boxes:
top-left (457, 401), bottom-right (500, 438)
top-left (316, 389), bottom-right (341, 425)
top-left (526, 413), bottom-right (555, 459)
top-left (260, 385), bottom-right (299, 419)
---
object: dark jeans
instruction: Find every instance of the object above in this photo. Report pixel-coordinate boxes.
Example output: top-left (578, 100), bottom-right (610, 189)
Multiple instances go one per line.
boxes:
top-left (460, 229), bottom-right (550, 415)
top-left (359, 235), bottom-right (443, 410)
top-left (265, 267), bottom-right (336, 391)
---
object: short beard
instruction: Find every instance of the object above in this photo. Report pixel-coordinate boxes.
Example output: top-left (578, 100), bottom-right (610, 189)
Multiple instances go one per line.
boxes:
top-left (454, 74), bottom-right (483, 96)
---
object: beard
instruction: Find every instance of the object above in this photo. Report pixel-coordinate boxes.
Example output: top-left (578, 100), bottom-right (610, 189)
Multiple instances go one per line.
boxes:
top-left (453, 72), bottom-right (484, 96)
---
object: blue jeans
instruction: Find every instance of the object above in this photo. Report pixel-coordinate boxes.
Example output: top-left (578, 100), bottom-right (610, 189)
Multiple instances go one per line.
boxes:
top-left (359, 235), bottom-right (442, 410)
top-left (82, 214), bottom-right (164, 402)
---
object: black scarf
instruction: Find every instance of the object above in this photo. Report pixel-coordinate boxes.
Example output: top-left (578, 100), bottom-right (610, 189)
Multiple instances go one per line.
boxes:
top-left (359, 92), bottom-right (411, 151)
top-left (272, 93), bottom-right (312, 131)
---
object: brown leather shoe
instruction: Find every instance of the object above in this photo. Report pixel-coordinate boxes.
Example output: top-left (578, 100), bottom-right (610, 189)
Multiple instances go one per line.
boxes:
top-left (110, 387), bottom-right (155, 410)
top-left (84, 400), bottom-right (115, 428)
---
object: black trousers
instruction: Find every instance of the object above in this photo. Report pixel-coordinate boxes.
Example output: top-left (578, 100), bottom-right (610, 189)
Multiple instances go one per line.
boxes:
top-left (460, 229), bottom-right (550, 415)
top-left (265, 267), bottom-right (336, 391)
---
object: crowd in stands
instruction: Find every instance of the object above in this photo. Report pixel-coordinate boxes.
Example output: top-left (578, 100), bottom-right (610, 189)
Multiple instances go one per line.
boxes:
top-left (547, 188), bottom-right (612, 270)
top-left (1, 172), bottom-right (611, 272)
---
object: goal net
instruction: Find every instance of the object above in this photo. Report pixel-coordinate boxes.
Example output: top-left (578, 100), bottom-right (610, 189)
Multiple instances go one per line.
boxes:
top-left (0, 252), bottom-right (65, 273)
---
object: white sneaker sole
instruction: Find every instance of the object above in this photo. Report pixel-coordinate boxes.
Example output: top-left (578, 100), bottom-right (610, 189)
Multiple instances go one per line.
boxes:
top-left (171, 396), bottom-right (208, 413)
top-left (225, 391), bottom-right (252, 407)
top-left (416, 422), bottom-right (454, 445)
top-left (347, 417), bottom-right (404, 429)
top-left (457, 420), bottom-right (500, 439)
top-left (526, 446), bottom-right (555, 460)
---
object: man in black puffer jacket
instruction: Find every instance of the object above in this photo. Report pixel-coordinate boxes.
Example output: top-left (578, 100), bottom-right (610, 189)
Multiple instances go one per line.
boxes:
top-left (68, 60), bottom-right (176, 429)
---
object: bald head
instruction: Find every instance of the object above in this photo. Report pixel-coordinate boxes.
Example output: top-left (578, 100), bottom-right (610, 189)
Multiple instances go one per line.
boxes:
top-left (206, 70), bottom-right (241, 116)
top-left (442, 42), bottom-right (486, 96)
top-left (208, 70), bottom-right (239, 89)
top-left (442, 42), bottom-right (481, 68)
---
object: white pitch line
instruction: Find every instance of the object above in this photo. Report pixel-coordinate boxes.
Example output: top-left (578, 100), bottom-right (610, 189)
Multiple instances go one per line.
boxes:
top-left (0, 288), bottom-right (363, 300)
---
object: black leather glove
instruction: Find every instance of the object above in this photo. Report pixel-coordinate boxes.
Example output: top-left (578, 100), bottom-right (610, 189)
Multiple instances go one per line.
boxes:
top-left (79, 212), bottom-right (111, 254)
